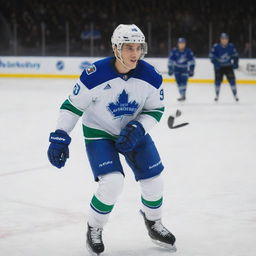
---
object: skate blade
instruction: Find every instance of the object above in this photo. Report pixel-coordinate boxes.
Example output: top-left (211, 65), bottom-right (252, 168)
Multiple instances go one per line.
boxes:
top-left (86, 241), bottom-right (102, 256)
top-left (151, 238), bottom-right (177, 252)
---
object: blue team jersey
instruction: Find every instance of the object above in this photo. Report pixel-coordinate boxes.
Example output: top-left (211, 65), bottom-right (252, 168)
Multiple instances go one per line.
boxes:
top-left (168, 48), bottom-right (195, 73)
top-left (209, 43), bottom-right (239, 67)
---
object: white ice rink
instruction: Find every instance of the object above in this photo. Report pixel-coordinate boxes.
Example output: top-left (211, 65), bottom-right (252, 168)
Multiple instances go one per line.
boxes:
top-left (0, 78), bottom-right (256, 256)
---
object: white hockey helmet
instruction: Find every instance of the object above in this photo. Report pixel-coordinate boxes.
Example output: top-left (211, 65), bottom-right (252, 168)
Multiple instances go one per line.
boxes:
top-left (111, 24), bottom-right (148, 59)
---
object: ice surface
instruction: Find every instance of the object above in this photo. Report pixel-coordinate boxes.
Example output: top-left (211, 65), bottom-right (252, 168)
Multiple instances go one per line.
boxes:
top-left (0, 78), bottom-right (256, 256)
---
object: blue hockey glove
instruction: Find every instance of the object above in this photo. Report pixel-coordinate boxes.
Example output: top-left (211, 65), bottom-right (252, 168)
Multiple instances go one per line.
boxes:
top-left (47, 129), bottom-right (71, 168)
top-left (115, 121), bottom-right (145, 153)
top-left (214, 64), bottom-right (221, 70)
top-left (211, 59), bottom-right (221, 70)
top-left (168, 70), bottom-right (174, 76)
top-left (233, 63), bottom-right (238, 69)
top-left (189, 71), bottom-right (194, 77)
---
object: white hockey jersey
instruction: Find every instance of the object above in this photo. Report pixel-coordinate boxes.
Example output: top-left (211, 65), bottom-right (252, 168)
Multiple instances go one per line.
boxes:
top-left (56, 57), bottom-right (165, 143)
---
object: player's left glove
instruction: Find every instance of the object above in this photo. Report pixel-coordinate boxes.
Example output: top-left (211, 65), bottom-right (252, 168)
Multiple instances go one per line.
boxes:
top-left (115, 121), bottom-right (145, 153)
top-left (189, 71), bottom-right (194, 77)
top-left (47, 129), bottom-right (71, 168)
top-left (168, 67), bottom-right (174, 76)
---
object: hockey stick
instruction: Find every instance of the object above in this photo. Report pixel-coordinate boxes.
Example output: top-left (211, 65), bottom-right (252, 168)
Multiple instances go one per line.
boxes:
top-left (167, 110), bottom-right (189, 129)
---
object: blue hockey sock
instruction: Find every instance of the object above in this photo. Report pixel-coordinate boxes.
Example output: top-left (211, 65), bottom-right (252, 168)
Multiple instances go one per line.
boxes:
top-left (230, 81), bottom-right (237, 96)
top-left (178, 84), bottom-right (186, 97)
top-left (215, 83), bottom-right (221, 96)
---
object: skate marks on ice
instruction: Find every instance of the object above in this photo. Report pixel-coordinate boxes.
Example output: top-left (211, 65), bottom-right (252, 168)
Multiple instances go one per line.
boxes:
top-left (99, 246), bottom-right (177, 256)
top-left (0, 163), bottom-right (85, 239)
top-left (1, 80), bottom-right (256, 256)
top-left (0, 197), bottom-right (84, 239)
top-left (0, 164), bottom-right (50, 177)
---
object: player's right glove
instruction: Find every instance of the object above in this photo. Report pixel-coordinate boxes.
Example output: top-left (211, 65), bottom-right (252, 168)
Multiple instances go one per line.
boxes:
top-left (211, 59), bottom-right (221, 70)
top-left (233, 63), bottom-right (238, 69)
top-left (47, 129), bottom-right (71, 168)
top-left (115, 121), bottom-right (145, 153)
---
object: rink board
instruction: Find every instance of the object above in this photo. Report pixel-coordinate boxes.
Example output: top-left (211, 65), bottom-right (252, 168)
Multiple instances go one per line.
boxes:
top-left (0, 56), bottom-right (256, 83)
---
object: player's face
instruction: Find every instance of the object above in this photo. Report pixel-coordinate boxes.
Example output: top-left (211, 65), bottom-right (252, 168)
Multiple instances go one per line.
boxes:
top-left (220, 38), bottom-right (229, 46)
top-left (178, 42), bottom-right (186, 51)
top-left (121, 43), bottom-right (142, 69)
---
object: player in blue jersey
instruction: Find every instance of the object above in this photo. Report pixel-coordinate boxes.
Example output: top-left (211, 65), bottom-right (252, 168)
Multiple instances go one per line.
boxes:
top-left (209, 33), bottom-right (239, 101)
top-left (47, 24), bottom-right (176, 255)
top-left (168, 37), bottom-right (195, 101)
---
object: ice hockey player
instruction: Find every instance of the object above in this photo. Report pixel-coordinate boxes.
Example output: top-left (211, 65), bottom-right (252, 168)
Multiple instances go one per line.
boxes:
top-left (47, 24), bottom-right (176, 255)
top-left (168, 37), bottom-right (195, 101)
top-left (209, 33), bottom-right (239, 101)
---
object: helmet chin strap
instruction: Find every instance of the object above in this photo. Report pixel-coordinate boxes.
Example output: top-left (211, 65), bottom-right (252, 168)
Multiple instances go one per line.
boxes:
top-left (114, 48), bottom-right (132, 71)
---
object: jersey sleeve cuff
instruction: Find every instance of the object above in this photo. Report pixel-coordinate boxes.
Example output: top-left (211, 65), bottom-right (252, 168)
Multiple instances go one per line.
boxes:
top-left (136, 107), bottom-right (164, 133)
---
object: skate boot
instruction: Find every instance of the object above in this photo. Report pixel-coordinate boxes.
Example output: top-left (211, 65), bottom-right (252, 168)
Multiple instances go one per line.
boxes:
top-left (214, 96), bottom-right (219, 102)
top-left (140, 210), bottom-right (177, 251)
top-left (234, 96), bottom-right (239, 102)
top-left (86, 224), bottom-right (104, 255)
top-left (177, 96), bottom-right (186, 101)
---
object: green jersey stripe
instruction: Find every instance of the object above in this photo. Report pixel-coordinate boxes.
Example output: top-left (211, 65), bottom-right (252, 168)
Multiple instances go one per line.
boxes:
top-left (91, 195), bottom-right (114, 214)
top-left (144, 109), bottom-right (164, 114)
top-left (60, 99), bottom-right (83, 116)
top-left (153, 107), bottom-right (165, 112)
top-left (140, 111), bottom-right (163, 122)
top-left (83, 125), bottom-right (117, 143)
top-left (141, 107), bottom-right (165, 122)
top-left (141, 196), bottom-right (163, 208)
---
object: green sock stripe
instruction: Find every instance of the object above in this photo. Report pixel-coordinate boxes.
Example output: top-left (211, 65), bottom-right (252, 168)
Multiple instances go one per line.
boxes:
top-left (91, 195), bottom-right (114, 214)
top-left (60, 99), bottom-right (83, 116)
top-left (141, 196), bottom-right (163, 209)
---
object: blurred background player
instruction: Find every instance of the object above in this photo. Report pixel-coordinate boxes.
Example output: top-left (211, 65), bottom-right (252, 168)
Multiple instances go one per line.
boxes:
top-left (209, 33), bottom-right (239, 101)
top-left (168, 37), bottom-right (195, 101)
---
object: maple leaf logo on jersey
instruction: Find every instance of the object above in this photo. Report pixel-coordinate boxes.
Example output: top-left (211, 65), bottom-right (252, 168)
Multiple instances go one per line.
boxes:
top-left (220, 53), bottom-right (230, 62)
top-left (107, 90), bottom-right (139, 118)
top-left (177, 54), bottom-right (187, 64)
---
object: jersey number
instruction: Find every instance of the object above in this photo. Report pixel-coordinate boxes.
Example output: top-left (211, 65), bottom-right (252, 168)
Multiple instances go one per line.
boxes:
top-left (160, 89), bottom-right (164, 100)
top-left (73, 83), bottom-right (80, 95)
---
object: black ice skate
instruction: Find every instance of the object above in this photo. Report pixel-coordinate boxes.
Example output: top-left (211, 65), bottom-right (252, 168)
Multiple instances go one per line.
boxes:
top-left (214, 96), bottom-right (219, 101)
top-left (177, 96), bottom-right (186, 101)
top-left (140, 210), bottom-right (177, 252)
top-left (234, 96), bottom-right (239, 101)
top-left (86, 224), bottom-right (105, 255)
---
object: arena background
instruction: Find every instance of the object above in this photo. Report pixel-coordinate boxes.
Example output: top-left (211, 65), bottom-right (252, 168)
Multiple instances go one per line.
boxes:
top-left (0, 0), bottom-right (256, 82)
top-left (0, 1), bottom-right (256, 256)
top-left (1, 0), bottom-right (256, 57)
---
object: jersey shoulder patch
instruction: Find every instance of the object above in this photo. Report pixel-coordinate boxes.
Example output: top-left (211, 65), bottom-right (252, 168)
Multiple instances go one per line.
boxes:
top-left (133, 60), bottom-right (162, 89)
top-left (80, 57), bottom-right (117, 90)
top-left (85, 64), bottom-right (97, 75)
